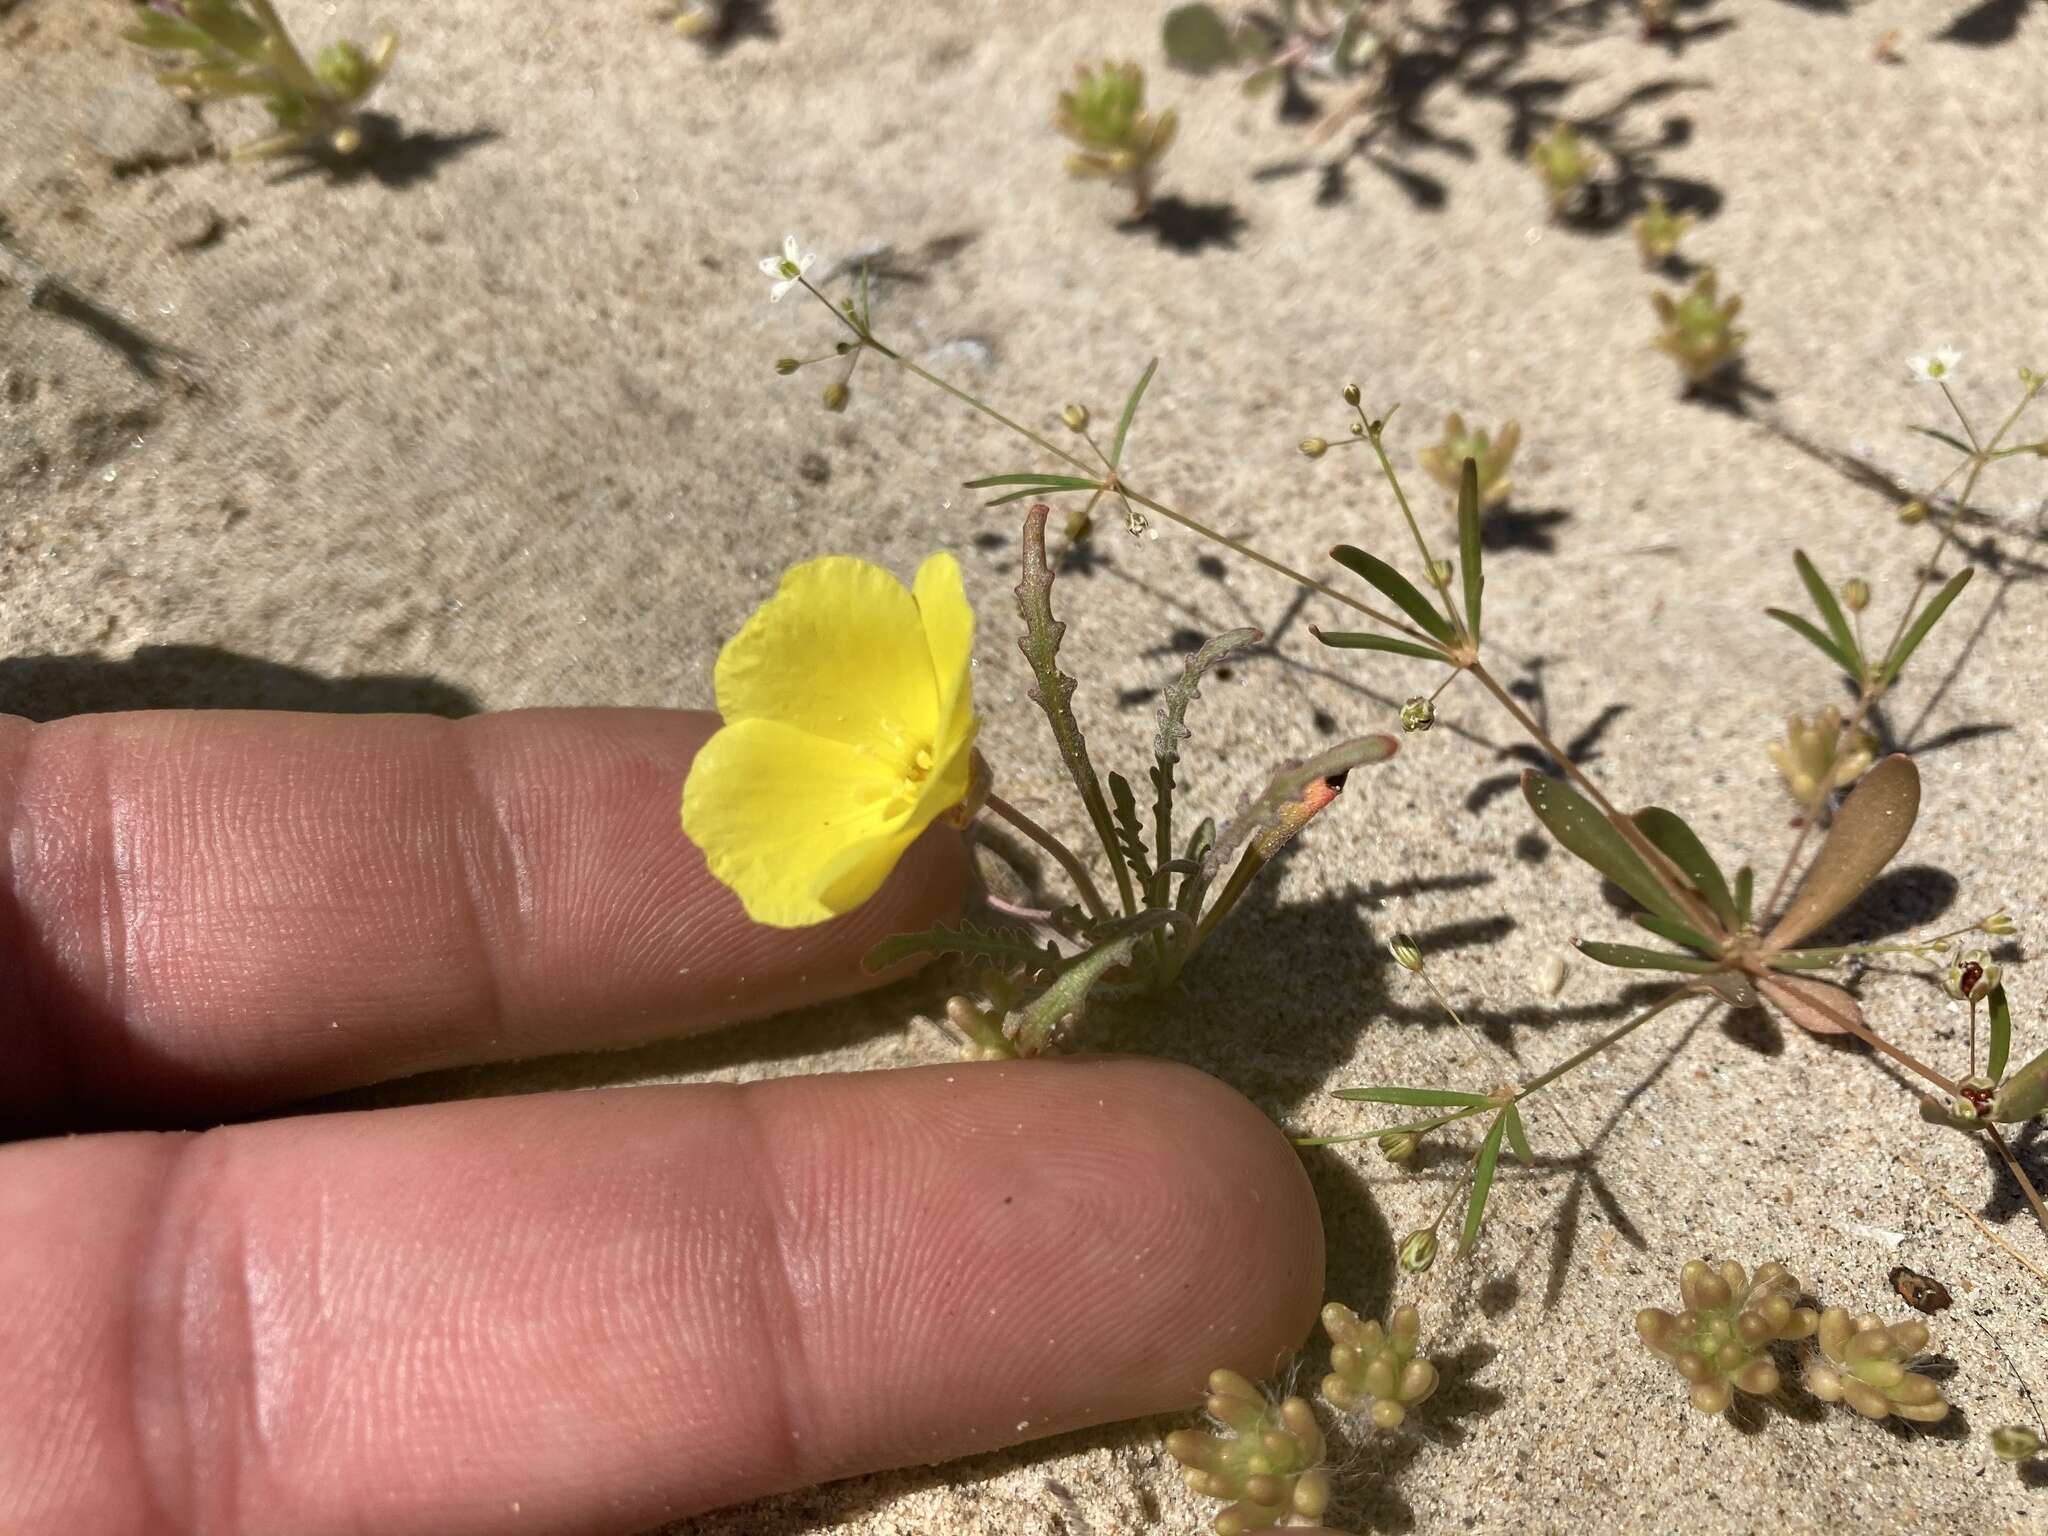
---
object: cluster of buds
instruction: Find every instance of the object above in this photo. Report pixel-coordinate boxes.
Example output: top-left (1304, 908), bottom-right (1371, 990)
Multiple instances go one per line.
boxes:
top-left (1527, 121), bottom-right (1597, 215)
top-left (1164, 1371), bottom-right (1330, 1535)
top-left (1319, 1303), bottom-right (1439, 1429)
top-left (1767, 706), bottom-right (1875, 805)
top-left (1651, 270), bottom-right (1747, 387)
top-left (1635, 1260), bottom-right (1818, 1414)
top-left (1054, 61), bottom-right (1178, 217)
top-left (1418, 413), bottom-right (1520, 512)
top-left (1804, 1308), bottom-right (1949, 1423)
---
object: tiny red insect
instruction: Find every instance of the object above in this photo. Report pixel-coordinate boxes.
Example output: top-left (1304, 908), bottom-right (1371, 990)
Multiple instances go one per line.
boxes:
top-left (1889, 1265), bottom-right (1952, 1315)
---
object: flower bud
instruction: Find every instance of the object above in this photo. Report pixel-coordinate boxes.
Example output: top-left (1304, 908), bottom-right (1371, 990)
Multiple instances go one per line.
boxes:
top-left (1841, 577), bottom-right (1870, 612)
top-left (1945, 948), bottom-right (1999, 1003)
top-left (1400, 695), bottom-right (1436, 733)
top-left (1378, 1130), bottom-right (1419, 1164)
top-left (1992, 1425), bottom-right (2042, 1462)
top-left (1342, 382), bottom-right (1361, 407)
top-left (1300, 437), bottom-right (1329, 459)
top-left (1388, 933), bottom-right (1424, 972)
top-left (1426, 558), bottom-right (1453, 588)
top-left (774, 357), bottom-right (800, 375)
top-left (822, 381), bottom-right (851, 413)
top-left (1061, 403), bottom-right (1089, 431)
top-left (1399, 1229), bottom-right (1439, 1273)
top-left (1982, 910), bottom-right (2016, 936)
top-left (1898, 498), bottom-right (1928, 526)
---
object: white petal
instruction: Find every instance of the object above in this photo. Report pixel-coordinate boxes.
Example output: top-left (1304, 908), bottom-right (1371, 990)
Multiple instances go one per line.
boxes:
top-left (769, 277), bottom-right (794, 301)
top-left (1937, 346), bottom-right (1964, 370)
top-left (783, 234), bottom-right (801, 262)
top-left (796, 252), bottom-right (815, 274)
top-left (760, 256), bottom-right (784, 276)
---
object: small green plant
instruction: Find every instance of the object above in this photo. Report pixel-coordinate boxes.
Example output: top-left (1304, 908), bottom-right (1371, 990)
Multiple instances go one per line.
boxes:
top-left (122, 0), bottom-right (396, 160)
top-left (1055, 61), bottom-right (1178, 218)
top-left (1418, 412), bottom-right (1519, 513)
top-left (1162, 1), bottom-right (1402, 140)
top-left (1635, 1260), bottom-right (1818, 1414)
top-left (1651, 269), bottom-right (1746, 386)
top-left (1805, 1306), bottom-right (1951, 1423)
top-left (1527, 121), bottom-right (1597, 216)
top-left (1993, 1425), bottom-right (2043, 1462)
top-left (1319, 1301), bottom-right (1438, 1428)
top-left (1632, 192), bottom-right (1696, 266)
top-left (1164, 1371), bottom-right (1331, 1534)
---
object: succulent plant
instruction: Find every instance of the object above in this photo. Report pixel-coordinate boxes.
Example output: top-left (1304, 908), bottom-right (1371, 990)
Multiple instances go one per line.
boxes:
top-left (1164, 1370), bottom-right (1331, 1535)
top-left (1632, 192), bottom-right (1696, 267)
top-left (1804, 1307), bottom-right (1950, 1423)
top-left (122, 0), bottom-right (396, 160)
top-left (1767, 707), bottom-right (1875, 806)
top-left (1636, 1259), bottom-right (1819, 1414)
top-left (1651, 269), bottom-right (1746, 386)
top-left (1527, 121), bottom-right (1597, 216)
top-left (1054, 61), bottom-right (1178, 217)
top-left (1418, 413), bottom-right (1519, 513)
top-left (1319, 1302), bottom-right (1438, 1429)
top-left (1992, 1425), bottom-right (2043, 1462)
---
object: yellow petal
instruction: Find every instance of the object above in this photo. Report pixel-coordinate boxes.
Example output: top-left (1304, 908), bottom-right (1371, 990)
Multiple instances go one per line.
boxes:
top-left (714, 556), bottom-right (938, 756)
top-left (913, 551), bottom-right (977, 763)
top-left (681, 717), bottom-right (921, 928)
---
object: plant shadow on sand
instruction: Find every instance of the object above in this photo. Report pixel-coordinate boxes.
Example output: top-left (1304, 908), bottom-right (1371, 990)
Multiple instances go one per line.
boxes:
top-left (274, 112), bottom-right (500, 190)
top-left (0, 643), bottom-right (479, 720)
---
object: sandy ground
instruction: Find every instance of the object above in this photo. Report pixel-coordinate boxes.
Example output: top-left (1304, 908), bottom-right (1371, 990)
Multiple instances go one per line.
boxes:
top-left (5, 0), bottom-right (2048, 1532)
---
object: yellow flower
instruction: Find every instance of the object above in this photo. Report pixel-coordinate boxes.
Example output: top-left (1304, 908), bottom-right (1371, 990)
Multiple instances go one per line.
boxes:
top-left (682, 552), bottom-right (977, 928)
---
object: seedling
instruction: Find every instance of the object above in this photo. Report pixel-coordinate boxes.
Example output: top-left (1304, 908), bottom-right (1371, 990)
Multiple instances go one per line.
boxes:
top-left (1651, 269), bottom-right (1746, 386)
top-left (1418, 412), bottom-right (1519, 513)
top-left (1527, 121), bottom-right (1597, 217)
top-left (1054, 61), bottom-right (1178, 218)
top-left (1632, 192), bottom-right (1695, 267)
top-left (123, 0), bottom-right (396, 160)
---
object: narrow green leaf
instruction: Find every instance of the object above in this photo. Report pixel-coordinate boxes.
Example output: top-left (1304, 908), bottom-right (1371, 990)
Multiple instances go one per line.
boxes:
top-left (1734, 865), bottom-right (1755, 927)
top-left (1521, 772), bottom-right (1694, 933)
top-left (1106, 771), bottom-right (1156, 889)
top-left (1632, 807), bottom-right (1737, 932)
top-left (981, 485), bottom-right (1093, 507)
top-left (1329, 546), bottom-right (1456, 645)
top-left (1332, 1086), bottom-right (1494, 1108)
top-left (1109, 357), bottom-right (1158, 472)
top-left (1988, 983), bottom-right (2012, 1085)
top-left (964, 472), bottom-right (1099, 489)
top-left (1502, 1105), bottom-right (1533, 1168)
top-left (1309, 627), bottom-right (1447, 662)
top-left (1763, 949), bottom-right (1838, 971)
top-left (1458, 457), bottom-right (1483, 644)
top-left (863, 920), bottom-right (1059, 975)
top-left (1573, 939), bottom-right (1722, 974)
top-left (1908, 425), bottom-right (1974, 455)
top-left (1793, 549), bottom-right (1861, 671)
top-left (1765, 607), bottom-right (1859, 677)
top-left (1459, 1115), bottom-right (1508, 1256)
top-left (1630, 911), bottom-right (1722, 956)
top-left (1879, 567), bottom-right (1973, 685)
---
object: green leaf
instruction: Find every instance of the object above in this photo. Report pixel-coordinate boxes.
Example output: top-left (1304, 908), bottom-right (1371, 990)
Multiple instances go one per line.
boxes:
top-left (965, 472), bottom-right (1100, 489)
top-left (1793, 549), bottom-right (1861, 672)
top-left (1458, 457), bottom-right (1483, 645)
top-left (1174, 815), bottom-right (1218, 919)
top-left (863, 920), bottom-right (1059, 976)
top-left (1109, 357), bottom-right (1158, 473)
top-left (1502, 1105), bottom-right (1533, 1168)
top-left (1879, 567), bottom-right (1973, 686)
top-left (1763, 949), bottom-right (1838, 971)
top-left (1162, 4), bottom-right (1234, 71)
top-left (1459, 1115), bottom-right (1508, 1256)
top-left (1632, 807), bottom-right (1737, 932)
top-left (1205, 735), bottom-right (1399, 878)
top-left (1765, 607), bottom-right (1859, 677)
top-left (1328, 546), bottom-right (1456, 645)
top-left (1107, 771), bottom-right (1156, 889)
top-left (1630, 911), bottom-right (1722, 956)
top-left (1008, 910), bottom-right (1187, 1054)
top-left (1766, 754), bottom-right (1920, 949)
top-left (1151, 627), bottom-right (1261, 897)
top-left (1734, 865), bottom-right (1755, 927)
top-left (1988, 983), bottom-right (2012, 1084)
top-left (981, 485), bottom-right (1095, 507)
top-left (1573, 939), bottom-right (1722, 974)
top-left (1908, 425), bottom-right (1975, 455)
top-left (1333, 1086), bottom-right (1495, 1108)
top-left (1309, 627), bottom-right (1447, 662)
top-left (1521, 772), bottom-right (1695, 933)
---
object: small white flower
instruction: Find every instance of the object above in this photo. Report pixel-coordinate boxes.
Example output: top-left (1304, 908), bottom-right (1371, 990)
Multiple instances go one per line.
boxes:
top-left (1906, 347), bottom-right (1963, 383)
top-left (758, 234), bottom-right (815, 302)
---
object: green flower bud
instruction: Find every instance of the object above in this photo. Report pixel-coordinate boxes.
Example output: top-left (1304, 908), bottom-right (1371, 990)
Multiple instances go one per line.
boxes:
top-left (822, 381), bottom-right (851, 413)
top-left (1399, 1229), bottom-right (1439, 1273)
top-left (1300, 437), bottom-right (1329, 459)
top-left (1841, 577), bottom-right (1871, 612)
top-left (1899, 498), bottom-right (1928, 526)
top-left (1426, 558), bottom-right (1454, 588)
top-left (1401, 696), bottom-right (1437, 733)
top-left (1992, 1424), bottom-right (2042, 1462)
top-left (1377, 1130), bottom-right (1419, 1164)
top-left (1061, 403), bottom-right (1089, 431)
top-left (775, 357), bottom-right (801, 376)
top-left (1982, 910), bottom-right (2016, 936)
top-left (1387, 933), bottom-right (1423, 972)
top-left (1342, 382), bottom-right (1361, 407)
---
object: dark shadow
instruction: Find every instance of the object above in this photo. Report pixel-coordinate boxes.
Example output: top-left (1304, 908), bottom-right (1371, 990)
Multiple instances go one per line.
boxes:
top-left (693, 0), bottom-right (778, 51)
top-left (1680, 359), bottom-right (1778, 417)
top-left (1320, 1340), bottom-right (1505, 1533)
top-left (7, 250), bottom-right (202, 386)
top-left (1802, 864), bottom-right (1960, 946)
top-left (1981, 1119), bottom-right (2048, 1227)
top-left (1719, 1002), bottom-right (1785, 1056)
top-left (0, 644), bottom-right (479, 722)
top-left (1121, 196), bottom-right (1247, 255)
top-left (1300, 1145), bottom-right (1397, 1332)
top-left (277, 113), bottom-right (499, 189)
top-left (1478, 505), bottom-right (1571, 554)
top-left (1464, 669), bottom-right (1628, 814)
top-left (1936, 0), bottom-right (2031, 45)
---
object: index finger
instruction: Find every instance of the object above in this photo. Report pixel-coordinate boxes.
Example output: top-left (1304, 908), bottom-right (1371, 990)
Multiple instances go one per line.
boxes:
top-left (0, 708), bottom-right (969, 1131)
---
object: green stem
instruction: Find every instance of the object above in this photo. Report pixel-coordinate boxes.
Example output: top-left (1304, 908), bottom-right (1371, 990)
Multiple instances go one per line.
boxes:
top-left (1511, 986), bottom-right (1696, 1104)
top-left (983, 792), bottom-right (1111, 923)
top-left (1360, 414), bottom-right (1461, 639)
